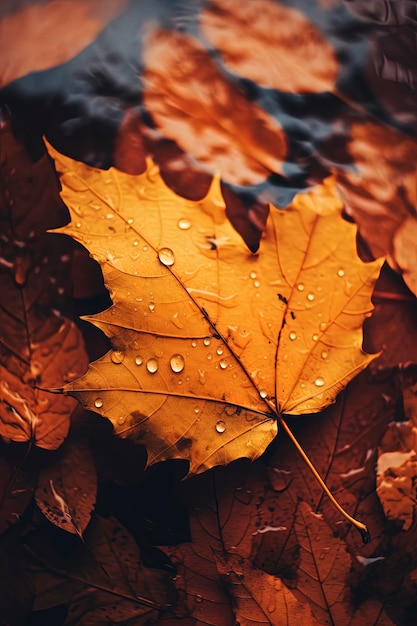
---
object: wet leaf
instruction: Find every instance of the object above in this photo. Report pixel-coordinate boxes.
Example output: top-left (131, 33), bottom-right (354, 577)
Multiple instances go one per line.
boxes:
top-left (0, 122), bottom-right (88, 450)
top-left (28, 515), bottom-right (175, 624)
top-left (47, 143), bottom-right (382, 473)
top-left (215, 552), bottom-right (319, 626)
top-left (35, 438), bottom-right (97, 535)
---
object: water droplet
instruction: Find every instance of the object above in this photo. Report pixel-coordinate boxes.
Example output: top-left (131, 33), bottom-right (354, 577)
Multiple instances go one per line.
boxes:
top-left (195, 594), bottom-right (203, 603)
top-left (148, 302), bottom-right (155, 312)
top-left (250, 271), bottom-right (257, 279)
top-left (203, 338), bottom-right (211, 346)
top-left (111, 351), bottom-right (125, 364)
top-left (133, 240), bottom-right (139, 247)
top-left (216, 347), bottom-right (224, 356)
top-left (106, 213), bottom-right (114, 219)
top-left (75, 222), bottom-right (81, 228)
top-left (117, 415), bottom-right (125, 425)
top-left (127, 218), bottom-right (134, 225)
top-left (289, 331), bottom-right (297, 341)
top-left (135, 355), bottom-right (143, 366)
top-left (337, 268), bottom-right (345, 277)
top-left (178, 218), bottom-right (191, 230)
top-left (146, 358), bottom-right (159, 374)
top-left (207, 353), bottom-right (213, 360)
top-left (158, 247), bottom-right (175, 267)
top-left (194, 406), bottom-right (200, 414)
top-left (170, 354), bottom-right (185, 373)
top-left (215, 420), bottom-right (226, 433)
top-left (219, 358), bottom-right (228, 370)
top-left (321, 351), bottom-right (328, 360)
top-left (319, 322), bottom-right (327, 331)
top-left (94, 398), bottom-right (103, 409)
top-left (253, 280), bottom-right (261, 288)
top-left (191, 340), bottom-right (197, 348)
top-left (260, 390), bottom-right (267, 399)
top-left (312, 334), bottom-right (319, 342)
top-left (297, 283), bottom-right (305, 291)
top-left (314, 377), bottom-right (325, 387)
top-left (307, 293), bottom-right (315, 301)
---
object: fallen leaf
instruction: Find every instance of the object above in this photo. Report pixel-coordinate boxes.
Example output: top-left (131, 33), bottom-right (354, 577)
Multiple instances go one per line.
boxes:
top-left (142, 27), bottom-right (287, 187)
top-left (0, 0), bottom-right (129, 88)
top-left (35, 438), bottom-right (97, 535)
top-left (377, 377), bottom-right (417, 531)
top-left (47, 143), bottom-right (383, 473)
top-left (201, 0), bottom-right (338, 93)
top-left (336, 121), bottom-right (417, 295)
top-left (0, 122), bottom-right (88, 450)
top-left (215, 551), bottom-right (319, 626)
top-left (28, 515), bottom-right (175, 624)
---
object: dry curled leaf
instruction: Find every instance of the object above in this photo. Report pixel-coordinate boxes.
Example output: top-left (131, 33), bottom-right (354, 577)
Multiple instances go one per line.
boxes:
top-left (35, 438), bottom-right (97, 535)
top-left (47, 142), bottom-right (382, 474)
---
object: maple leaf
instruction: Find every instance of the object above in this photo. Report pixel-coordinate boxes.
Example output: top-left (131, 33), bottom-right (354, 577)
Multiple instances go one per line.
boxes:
top-left (0, 121), bottom-right (88, 451)
top-left (47, 142), bottom-right (383, 474)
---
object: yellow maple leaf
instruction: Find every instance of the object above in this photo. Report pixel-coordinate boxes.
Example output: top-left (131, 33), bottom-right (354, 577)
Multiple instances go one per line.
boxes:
top-left (47, 142), bottom-right (383, 474)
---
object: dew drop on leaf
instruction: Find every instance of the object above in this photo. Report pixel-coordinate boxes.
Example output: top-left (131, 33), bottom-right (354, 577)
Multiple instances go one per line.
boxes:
top-left (146, 358), bottom-right (159, 374)
top-left (321, 351), bottom-right (328, 360)
top-left (158, 247), bottom-right (175, 267)
top-left (289, 331), bottom-right (297, 341)
top-left (177, 218), bottom-right (191, 230)
top-left (219, 358), bottom-right (228, 370)
top-left (111, 350), bottom-right (125, 364)
top-left (127, 218), bottom-right (134, 225)
top-left (259, 390), bottom-right (267, 399)
top-left (216, 347), bottom-right (224, 356)
top-left (337, 268), bottom-right (345, 277)
top-left (297, 283), bottom-right (305, 291)
top-left (253, 280), bottom-right (261, 288)
top-left (307, 293), bottom-right (315, 301)
top-left (319, 322), bottom-right (327, 331)
top-left (215, 420), bottom-right (226, 433)
top-left (191, 340), bottom-right (197, 348)
top-left (250, 271), bottom-right (257, 279)
top-left (94, 398), bottom-right (103, 408)
top-left (170, 354), bottom-right (185, 373)
top-left (194, 406), bottom-right (200, 414)
top-left (133, 239), bottom-right (139, 247)
top-left (148, 302), bottom-right (155, 312)
top-left (195, 594), bottom-right (203, 603)
top-left (135, 355), bottom-right (143, 366)
top-left (312, 333), bottom-right (319, 341)
top-left (203, 338), bottom-right (211, 346)
top-left (314, 377), bottom-right (325, 387)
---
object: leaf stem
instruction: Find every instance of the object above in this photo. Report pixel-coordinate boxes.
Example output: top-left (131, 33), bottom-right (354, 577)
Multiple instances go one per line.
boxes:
top-left (278, 415), bottom-right (370, 544)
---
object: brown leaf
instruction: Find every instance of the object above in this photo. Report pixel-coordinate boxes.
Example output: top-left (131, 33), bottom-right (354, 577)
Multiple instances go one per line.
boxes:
top-left (142, 27), bottom-right (287, 187)
top-left (295, 501), bottom-right (352, 625)
top-left (35, 438), bottom-right (97, 535)
top-left (376, 376), bottom-right (417, 531)
top-left (0, 0), bottom-right (129, 88)
top-left (215, 552), bottom-right (319, 626)
top-left (201, 0), bottom-right (338, 93)
top-left (28, 515), bottom-right (175, 624)
top-left (336, 121), bottom-right (417, 295)
top-left (0, 120), bottom-right (89, 449)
